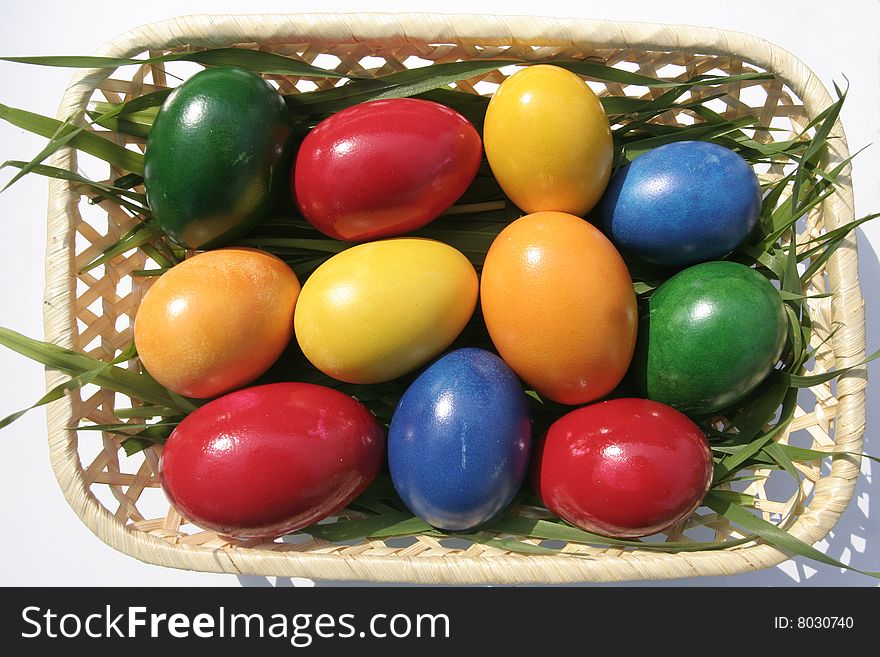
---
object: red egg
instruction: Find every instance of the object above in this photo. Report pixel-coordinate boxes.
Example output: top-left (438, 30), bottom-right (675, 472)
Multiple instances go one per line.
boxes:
top-left (293, 98), bottom-right (482, 241)
top-left (159, 382), bottom-right (385, 539)
top-left (532, 398), bottom-right (713, 538)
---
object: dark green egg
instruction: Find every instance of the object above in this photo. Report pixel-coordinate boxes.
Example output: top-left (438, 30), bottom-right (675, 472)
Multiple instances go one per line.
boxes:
top-left (144, 67), bottom-right (290, 249)
top-left (631, 260), bottom-right (787, 415)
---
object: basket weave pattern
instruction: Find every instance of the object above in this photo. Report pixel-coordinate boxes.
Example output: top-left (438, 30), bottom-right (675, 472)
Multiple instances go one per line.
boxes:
top-left (43, 14), bottom-right (866, 583)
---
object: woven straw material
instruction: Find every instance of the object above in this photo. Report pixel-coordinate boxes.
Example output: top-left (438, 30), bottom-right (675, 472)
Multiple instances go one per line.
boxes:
top-left (43, 13), bottom-right (866, 583)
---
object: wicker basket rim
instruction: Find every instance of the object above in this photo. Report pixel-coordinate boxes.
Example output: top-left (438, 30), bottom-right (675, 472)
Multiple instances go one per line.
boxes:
top-left (41, 13), bottom-right (866, 584)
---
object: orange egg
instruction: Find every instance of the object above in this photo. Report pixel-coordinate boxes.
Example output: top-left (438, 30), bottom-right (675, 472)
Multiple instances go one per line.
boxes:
top-left (134, 248), bottom-right (300, 399)
top-left (480, 212), bottom-right (637, 405)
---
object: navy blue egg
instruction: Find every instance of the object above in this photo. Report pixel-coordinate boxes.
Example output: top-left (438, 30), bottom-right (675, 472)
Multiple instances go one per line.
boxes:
top-left (599, 141), bottom-right (761, 267)
top-left (388, 347), bottom-right (532, 531)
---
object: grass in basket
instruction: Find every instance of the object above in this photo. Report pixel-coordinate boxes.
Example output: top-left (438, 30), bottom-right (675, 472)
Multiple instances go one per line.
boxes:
top-left (1, 50), bottom-right (879, 576)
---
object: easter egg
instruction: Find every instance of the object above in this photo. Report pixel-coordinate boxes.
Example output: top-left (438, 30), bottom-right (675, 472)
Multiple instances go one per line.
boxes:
top-left (134, 248), bottom-right (300, 399)
top-left (294, 98), bottom-right (482, 241)
top-left (599, 141), bottom-right (762, 267)
top-left (144, 67), bottom-right (290, 249)
top-left (483, 64), bottom-right (613, 216)
top-left (631, 260), bottom-right (787, 414)
top-left (533, 398), bottom-right (713, 538)
top-left (294, 238), bottom-right (478, 384)
top-left (388, 348), bottom-right (532, 531)
top-left (159, 382), bottom-right (384, 539)
top-left (480, 211), bottom-right (637, 405)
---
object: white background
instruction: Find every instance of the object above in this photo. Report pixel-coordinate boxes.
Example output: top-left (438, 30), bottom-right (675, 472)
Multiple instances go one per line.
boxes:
top-left (0, 0), bottom-right (877, 587)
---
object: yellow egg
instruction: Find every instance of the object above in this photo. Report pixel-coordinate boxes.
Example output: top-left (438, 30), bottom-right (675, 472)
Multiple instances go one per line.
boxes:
top-left (294, 238), bottom-right (478, 384)
top-left (483, 64), bottom-right (613, 216)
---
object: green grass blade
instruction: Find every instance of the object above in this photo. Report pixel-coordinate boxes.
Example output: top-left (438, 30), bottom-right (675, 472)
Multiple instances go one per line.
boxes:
top-left (131, 268), bottom-right (168, 277)
top-left (779, 444), bottom-right (880, 465)
top-left (612, 92), bottom-right (728, 133)
top-left (234, 237), bottom-right (350, 254)
top-left (735, 244), bottom-right (784, 278)
top-left (730, 373), bottom-right (791, 443)
top-left (799, 213), bottom-right (879, 253)
top-left (797, 208), bottom-right (871, 282)
top-left (78, 421), bottom-right (181, 433)
top-left (87, 113), bottom-right (151, 139)
top-left (120, 437), bottom-right (160, 456)
top-left (95, 89), bottom-right (172, 123)
top-left (1, 342), bottom-right (138, 429)
top-left (799, 236), bottom-right (845, 282)
top-left (485, 515), bottom-right (754, 552)
top-left (114, 405), bottom-right (179, 419)
top-left (705, 491), bottom-right (880, 578)
top-left (1, 160), bottom-right (149, 215)
top-left (707, 489), bottom-right (756, 507)
top-left (762, 441), bottom-right (800, 482)
top-left (286, 60), bottom-right (520, 114)
top-left (778, 291), bottom-right (831, 301)
top-left (120, 424), bottom-right (177, 455)
top-left (714, 381), bottom-right (796, 483)
top-left (783, 304), bottom-right (806, 369)
top-left (371, 61), bottom-right (515, 100)
top-left (11, 87), bottom-right (174, 183)
top-left (0, 55), bottom-right (142, 67)
top-left (781, 229), bottom-right (800, 295)
top-left (176, 49), bottom-right (345, 77)
top-left (89, 90), bottom-right (170, 137)
top-left (0, 103), bottom-right (144, 174)
top-left (803, 324), bottom-right (838, 362)
top-left (556, 63), bottom-right (771, 88)
top-left (140, 243), bottom-right (177, 269)
top-left (622, 117), bottom-right (759, 160)
top-left (456, 534), bottom-right (560, 556)
top-left (348, 498), bottom-right (402, 516)
top-left (553, 61), bottom-right (665, 86)
top-left (1, 49), bottom-right (345, 78)
top-left (784, 349), bottom-right (880, 387)
top-left (302, 512), bottom-right (420, 542)
top-left (791, 88), bottom-right (846, 213)
top-left (0, 367), bottom-right (99, 429)
top-left (368, 516), bottom-right (437, 538)
top-left (1, 113), bottom-right (80, 192)
top-left (0, 327), bottom-right (192, 411)
top-left (78, 223), bottom-right (158, 274)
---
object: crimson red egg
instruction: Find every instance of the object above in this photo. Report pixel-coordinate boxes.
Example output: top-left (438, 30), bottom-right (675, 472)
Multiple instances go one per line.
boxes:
top-left (158, 382), bottom-right (384, 539)
top-left (532, 398), bottom-right (713, 538)
top-left (293, 98), bottom-right (482, 241)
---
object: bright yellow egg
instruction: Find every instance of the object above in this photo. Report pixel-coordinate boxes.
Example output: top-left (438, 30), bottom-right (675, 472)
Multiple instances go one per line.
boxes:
top-left (294, 238), bottom-right (478, 384)
top-left (483, 64), bottom-right (613, 216)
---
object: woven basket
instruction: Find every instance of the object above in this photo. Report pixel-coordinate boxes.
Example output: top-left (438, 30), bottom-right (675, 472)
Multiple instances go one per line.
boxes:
top-left (43, 13), bottom-right (867, 584)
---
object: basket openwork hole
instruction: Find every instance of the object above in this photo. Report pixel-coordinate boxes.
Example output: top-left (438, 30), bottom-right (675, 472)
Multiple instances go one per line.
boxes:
top-left (472, 79), bottom-right (498, 95)
top-left (356, 55), bottom-right (392, 72)
top-left (613, 60), bottom-right (641, 73)
top-left (311, 53), bottom-right (342, 70)
top-left (654, 63), bottom-right (688, 79)
top-left (58, 40), bottom-right (848, 571)
top-left (401, 55), bottom-right (434, 69)
top-left (294, 80), bottom-right (319, 93)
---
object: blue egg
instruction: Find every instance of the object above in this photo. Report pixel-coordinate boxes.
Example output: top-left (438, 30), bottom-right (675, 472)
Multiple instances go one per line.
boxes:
top-left (599, 141), bottom-right (762, 267)
top-left (388, 348), bottom-right (532, 531)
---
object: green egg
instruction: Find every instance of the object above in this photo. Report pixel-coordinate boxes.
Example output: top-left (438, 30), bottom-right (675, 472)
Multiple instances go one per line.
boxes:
top-left (144, 67), bottom-right (290, 249)
top-left (631, 260), bottom-right (787, 415)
